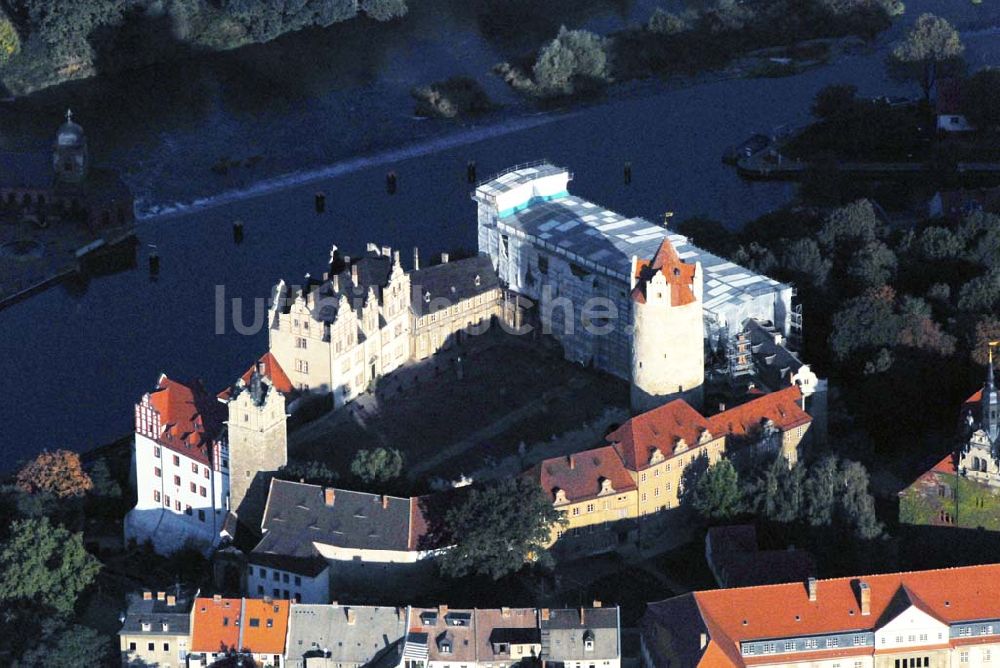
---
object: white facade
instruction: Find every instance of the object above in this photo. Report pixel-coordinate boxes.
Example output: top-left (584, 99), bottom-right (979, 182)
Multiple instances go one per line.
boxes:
top-left (269, 247), bottom-right (411, 408)
top-left (247, 563), bottom-right (330, 604)
top-left (475, 163), bottom-right (793, 383)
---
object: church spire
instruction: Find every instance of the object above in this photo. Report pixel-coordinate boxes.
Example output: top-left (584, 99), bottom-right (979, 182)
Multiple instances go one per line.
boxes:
top-left (984, 342), bottom-right (999, 444)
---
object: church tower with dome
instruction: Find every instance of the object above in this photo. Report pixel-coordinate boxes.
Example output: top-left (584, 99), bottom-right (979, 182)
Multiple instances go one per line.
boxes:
top-left (958, 342), bottom-right (1000, 484)
top-left (52, 109), bottom-right (88, 184)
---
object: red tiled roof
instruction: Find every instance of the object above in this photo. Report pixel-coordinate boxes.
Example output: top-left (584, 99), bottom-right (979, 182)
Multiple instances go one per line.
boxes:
top-left (705, 386), bottom-right (810, 440)
top-left (608, 399), bottom-right (714, 471)
top-left (191, 597), bottom-right (241, 654)
top-left (650, 564), bottom-right (1000, 665)
top-left (191, 597), bottom-right (290, 655)
top-left (527, 445), bottom-right (637, 503)
top-left (632, 238), bottom-right (697, 306)
top-left (932, 453), bottom-right (957, 475)
top-left (141, 375), bottom-right (224, 466)
top-left (218, 352), bottom-right (294, 400)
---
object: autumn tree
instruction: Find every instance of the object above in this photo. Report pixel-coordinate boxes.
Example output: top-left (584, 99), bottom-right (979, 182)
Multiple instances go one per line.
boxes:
top-left (0, 517), bottom-right (100, 614)
top-left (350, 448), bottom-right (404, 484)
top-left (0, 11), bottom-right (20, 65)
top-left (888, 13), bottom-right (964, 100)
top-left (440, 478), bottom-right (566, 580)
top-left (16, 450), bottom-right (92, 498)
top-left (970, 317), bottom-right (1000, 366)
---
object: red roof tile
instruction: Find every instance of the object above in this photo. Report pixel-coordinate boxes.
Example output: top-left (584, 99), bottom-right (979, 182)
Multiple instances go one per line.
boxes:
top-left (607, 399), bottom-right (715, 471)
top-left (705, 386), bottom-right (810, 440)
top-left (632, 238), bottom-right (697, 306)
top-left (140, 375), bottom-right (225, 466)
top-left (527, 445), bottom-right (637, 503)
top-left (191, 597), bottom-right (290, 655)
top-left (191, 597), bottom-right (241, 654)
top-left (218, 352), bottom-right (294, 400)
top-left (650, 564), bottom-right (1000, 666)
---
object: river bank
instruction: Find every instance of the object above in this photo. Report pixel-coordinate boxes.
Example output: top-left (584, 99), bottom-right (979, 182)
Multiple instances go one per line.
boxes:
top-left (1, 1), bottom-right (999, 469)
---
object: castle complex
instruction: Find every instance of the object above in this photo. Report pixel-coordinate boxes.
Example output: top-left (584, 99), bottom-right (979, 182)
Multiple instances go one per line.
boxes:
top-left (475, 162), bottom-right (794, 406)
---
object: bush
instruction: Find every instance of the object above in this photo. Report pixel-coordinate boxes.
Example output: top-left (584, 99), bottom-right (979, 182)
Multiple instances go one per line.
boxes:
top-left (361, 0), bottom-right (408, 21)
top-left (532, 26), bottom-right (610, 96)
top-left (412, 76), bottom-right (494, 118)
top-left (0, 12), bottom-right (20, 65)
top-left (648, 8), bottom-right (693, 35)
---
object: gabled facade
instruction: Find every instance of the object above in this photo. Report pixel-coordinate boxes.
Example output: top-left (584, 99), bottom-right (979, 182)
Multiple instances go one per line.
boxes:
top-left (188, 596), bottom-right (290, 668)
top-left (125, 375), bottom-right (229, 555)
top-left (641, 563), bottom-right (1000, 668)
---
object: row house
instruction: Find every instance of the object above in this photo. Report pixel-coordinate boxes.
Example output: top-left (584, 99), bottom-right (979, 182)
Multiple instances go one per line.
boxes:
top-left (187, 596), bottom-right (291, 667)
top-left (119, 589), bottom-right (196, 667)
top-left (526, 385), bottom-right (812, 557)
top-left (641, 563), bottom-right (1000, 668)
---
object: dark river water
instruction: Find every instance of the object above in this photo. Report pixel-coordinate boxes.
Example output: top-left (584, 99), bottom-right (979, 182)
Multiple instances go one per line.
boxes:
top-left (1, 0), bottom-right (999, 468)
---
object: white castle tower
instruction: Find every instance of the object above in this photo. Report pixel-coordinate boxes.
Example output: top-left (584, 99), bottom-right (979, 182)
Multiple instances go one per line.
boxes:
top-left (630, 238), bottom-right (705, 413)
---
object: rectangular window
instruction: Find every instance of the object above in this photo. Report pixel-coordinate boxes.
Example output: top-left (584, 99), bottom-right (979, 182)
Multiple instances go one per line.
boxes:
top-left (190, 482), bottom-right (196, 493)
top-left (163, 643), bottom-right (169, 651)
top-left (129, 642), bottom-right (136, 651)
top-left (184, 505), bottom-right (192, 516)
top-left (153, 446), bottom-right (160, 458)
top-left (294, 576), bottom-right (302, 586)
top-left (203, 467), bottom-right (210, 478)
top-left (172, 455), bottom-right (180, 466)
top-left (198, 509), bottom-right (205, 522)
top-left (191, 462), bottom-right (198, 473)
top-left (249, 618), bottom-right (260, 628)
top-left (164, 494), bottom-right (170, 507)
top-left (174, 500), bottom-right (181, 511)
top-left (200, 486), bottom-right (207, 497)
top-left (173, 475), bottom-right (180, 486)
top-left (154, 467), bottom-right (161, 477)
top-left (148, 643), bottom-right (154, 651)
top-left (282, 573), bottom-right (289, 583)
top-left (154, 490), bottom-right (161, 503)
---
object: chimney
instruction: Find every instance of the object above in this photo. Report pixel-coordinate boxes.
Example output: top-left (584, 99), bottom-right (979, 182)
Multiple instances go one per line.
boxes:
top-left (322, 271), bottom-right (329, 281)
top-left (382, 245), bottom-right (391, 258)
top-left (213, 594), bottom-right (222, 603)
top-left (143, 591), bottom-right (153, 601)
top-left (393, 250), bottom-right (401, 266)
top-left (438, 604), bottom-right (448, 617)
top-left (381, 494), bottom-right (389, 509)
top-left (351, 263), bottom-right (359, 285)
top-left (719, 402), bottom-right (726, 412)
top-left (166, 595), bottom-right (176, 607)
top-left (501, 607), bottom-right (511, 618)
top-left (331, 601), bottom-right (339, 607)
top-left (807, 577), bottom-right (818, 602)
top-left (592, 600), bottom-right (602, 608)
top-left (157, 591), bottom-right (166, 601)
top-left (541, 608), bottom-right (550, 622)
top-left (413, 247), bottom-right (420, 271)
top-left (441, 252), bottom-right (449, 264)
top-left (859, 581), bottom-right (871, 616)
top-left (332, 273), bottom-right (340, 292)
top-left (579, 608), bottom-right (586, 625)
top-left (568, 454), bottom-right (575, 470)
top-left (324, 488), bottom-right (336, 506)
top-left (347, 608), bottom-right (357, 625)
top-left (700, 632), bottom-right (708, 650)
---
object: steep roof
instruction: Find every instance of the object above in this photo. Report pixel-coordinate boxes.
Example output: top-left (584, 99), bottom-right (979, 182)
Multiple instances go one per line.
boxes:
top-left (255, 479), bottom-right (414, 559)
top-left (410, 254), bottom-right (499, 315)
top-left (632, 237), bottom-right (697, 306)
top-left (218, 352), bottom-right (293, 401)
top-left (646, 563), bottom-right (1000, 667)
top-left (242, 598), bottom-right (291, 655)
top-left (705, 386), bottom-right (810, 441)
top-left (119, 591), bottom-right (195, 637)
top-left (141, 375), bottom-right (225, 466)
top-left (474, 608), bottom-right (540, 662)
top-left (410, 607), bottom-right (478, 663)
top-left (608, 399), bottom-right (714, 471)
top-left (527, 445), bottom-right (636, 503)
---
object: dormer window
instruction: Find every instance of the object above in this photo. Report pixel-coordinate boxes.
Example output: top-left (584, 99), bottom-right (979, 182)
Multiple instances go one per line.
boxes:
top-left (673, 438), bottom-right (688, 454)
top-left (648, 448), bottom-right (664, 465)
top-left (554, 488), bottom-right (568, 504)
top-left (441, 642), bottom-right (452, 654)
top-left (474, 275), bottom-right (481, 287)
top-left (424, 291), bottom-right (431, 303)
top-left (584, 630), bottom-right (595, 652)
top-left (141, 622), bottom-right (151, 632)
top-left (599, 477), bottom-right (614, 495)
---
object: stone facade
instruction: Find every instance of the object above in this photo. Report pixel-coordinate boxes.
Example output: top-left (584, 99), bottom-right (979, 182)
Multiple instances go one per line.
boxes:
top-left (222, 353), bottom-right (292, 520)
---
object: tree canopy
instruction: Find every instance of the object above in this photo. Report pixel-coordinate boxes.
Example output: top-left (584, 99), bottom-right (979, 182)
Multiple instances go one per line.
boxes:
top-left (440, 478), bottom-right (566, 580)
top-left (0, 517), bottom-right (100, 614)
top-left (888, 13), bottom-right (964, 99)
top-left (350, 448), bottom-right (404, 485)
top-left (961, 68), bottom-right (1000, 130)
top-left (15, 619), bottom-right (111, 667)
top-left (688, 459), bottom-right (742, 522)
top-left (533, 26), bottom-right (610, 96)
top-left (15, 450), bottom-right (92, 499)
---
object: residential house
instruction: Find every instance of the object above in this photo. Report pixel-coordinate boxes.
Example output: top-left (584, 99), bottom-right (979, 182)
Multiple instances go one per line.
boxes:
top-left (936, 77), bottom-right (974, 133)
top-left (188, 596), bottom-right (290, 667)
top-left (119, 590), bottom-right (195, 667)
top-left (641, 563), bottom-right (1000, 667)
top-left (541, 606), bottom-right (621, 668)
top-left (284, 603), bottom-right (408, 668)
